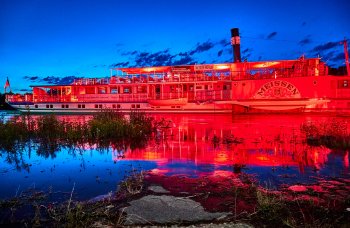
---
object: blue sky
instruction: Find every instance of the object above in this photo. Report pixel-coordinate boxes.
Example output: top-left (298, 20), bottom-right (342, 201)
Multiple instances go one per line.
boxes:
top-left (1, 0), bottom-right (350, 92)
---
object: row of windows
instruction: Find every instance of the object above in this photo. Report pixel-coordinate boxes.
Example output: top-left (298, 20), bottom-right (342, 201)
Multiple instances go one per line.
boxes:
top-left (34, 104), bottom-right (141, 109)
top-left (131, 104), bottom-right (141, 109)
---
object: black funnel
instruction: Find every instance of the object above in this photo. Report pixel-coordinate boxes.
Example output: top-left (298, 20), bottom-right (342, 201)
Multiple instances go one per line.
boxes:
top-left (231, 28), bottom-right (241, 63)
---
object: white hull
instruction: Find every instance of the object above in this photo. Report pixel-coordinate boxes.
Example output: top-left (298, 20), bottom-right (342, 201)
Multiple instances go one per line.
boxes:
top-left (9, 102), bottom-right (233, 114)
top-left (215, 98), bottom-right (331, 111)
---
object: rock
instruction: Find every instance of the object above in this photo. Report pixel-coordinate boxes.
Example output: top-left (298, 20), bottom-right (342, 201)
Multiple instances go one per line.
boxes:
top-left (87, 192), bottom-right (113, 203)
top-left (148, 185), bottom-right (170, 193)
top-left (168, 222), bottom-right (254, 227)
top-left (134, 222), bottom-right (254, 227)
top-left (288, 185), bottom-right (307, 192)
top-left (122, 195), bottom-right (231, 225)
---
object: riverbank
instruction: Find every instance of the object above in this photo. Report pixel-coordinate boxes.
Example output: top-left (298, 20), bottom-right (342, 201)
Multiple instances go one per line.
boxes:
top-left (1, 170), bottom-right (349, 227)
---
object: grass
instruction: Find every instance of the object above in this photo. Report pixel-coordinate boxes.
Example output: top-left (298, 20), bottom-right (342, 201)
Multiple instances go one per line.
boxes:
top-left (1, 171), bottom-right (349, 227)
top-left (0, 109), bottom-right (157, 154)
top-left (300, 119), bottom-right (350, 149)
top-left (0, 171), bottom-right (146, 227)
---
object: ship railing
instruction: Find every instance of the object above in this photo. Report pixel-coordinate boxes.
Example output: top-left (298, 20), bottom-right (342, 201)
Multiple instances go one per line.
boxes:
top-left (76, 93), bottom-right (149, 102)
top-left (188, 90), bottom-right (231, 102)
top-left (33, 95), bottom-right (72, 103)
top-left (5, 94), bottom-right (33, 103)
top-left (116, 66), bottom-right (328, 84)
top-left (151, 92), bottom-right (187, 100)
top-left (73, 78), bottom-right (110, 85)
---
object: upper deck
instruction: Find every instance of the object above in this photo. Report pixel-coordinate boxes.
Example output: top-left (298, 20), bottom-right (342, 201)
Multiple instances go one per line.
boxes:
top-left (112, 57), bottom-right (327, 83)
top-left (66, 57), bottom-right (328, 88)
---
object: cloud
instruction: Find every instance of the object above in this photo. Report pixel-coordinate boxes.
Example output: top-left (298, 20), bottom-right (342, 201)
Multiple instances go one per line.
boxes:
top-left (93, 64), bottom-right (107, 68)
top-left (133, 49), bottom-right (175, 67)
top-left (217, 50), bottom-right (223, 57)
top-left (42, 76), bottom-right (79, 85)
top-left (172, 54), bottom-right (194, 65)
top-left (241, 48), bottom-right (252, 60)
top-left (311, 41), bottom-right (340, 52)
top-left (120, 50), bottom-right (138, 56)
top-left (242, 48), bottom-right (250, 54)
top-left (110, 61), bottom-right (130, 68)
top-left (23, 76), bottom-right (39, 82)
top-left (110, 37), bottom-right (240, 67)
top-left (24, 76), bottom-right (79, 85)
top-left (267, 32), bottom-right (277, 39)
top-left (189, 41), bottom-right (215, 55)
top-left (19, 89), bottom-right (31, 92)
top-left (299, 38), bottom-right (312, 46)
top-left (111, 40), bottom-right (216, 67)
top-left (115, 42), bottom-right (124, 47)
top-left (219, 39), bottom-right (230, 47)
top-left (331, 52), bottom-right (346, 62)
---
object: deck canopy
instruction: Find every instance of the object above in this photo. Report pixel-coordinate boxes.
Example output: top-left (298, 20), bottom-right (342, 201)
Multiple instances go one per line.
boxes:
top-left (114, 58), bottom-right (323, 75)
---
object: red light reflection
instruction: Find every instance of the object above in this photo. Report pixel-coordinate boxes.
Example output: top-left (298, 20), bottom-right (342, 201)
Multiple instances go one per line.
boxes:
top-left (111, 114), bottom-right (347, 175)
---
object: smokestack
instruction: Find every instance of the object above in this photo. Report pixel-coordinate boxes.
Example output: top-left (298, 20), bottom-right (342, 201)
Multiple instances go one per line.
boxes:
top-left (231, 28), bottom-right (241, 63)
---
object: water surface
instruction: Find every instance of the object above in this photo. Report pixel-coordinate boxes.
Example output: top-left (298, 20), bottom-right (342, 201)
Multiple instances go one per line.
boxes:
top-left (0, 112), bottom-right (349, 201)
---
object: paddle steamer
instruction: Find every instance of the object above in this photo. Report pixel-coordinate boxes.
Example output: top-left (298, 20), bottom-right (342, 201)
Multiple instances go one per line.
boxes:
top-left (6, 28), bottom-right (350, 114)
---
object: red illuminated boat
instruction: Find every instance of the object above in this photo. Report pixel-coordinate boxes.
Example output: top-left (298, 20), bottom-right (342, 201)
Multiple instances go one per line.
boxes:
top-left (5, 28), bottom-right (350, 114)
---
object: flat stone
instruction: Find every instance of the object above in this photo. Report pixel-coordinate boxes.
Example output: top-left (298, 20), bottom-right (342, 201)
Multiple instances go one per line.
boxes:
top-left (122, 195), bottom-right (231, 225)
top-left (288, 185), bottom-right (307, 192)
top-left (173, 222), bottom-right (254, 227)
top-left (148, 185), bottom-right (170, 193)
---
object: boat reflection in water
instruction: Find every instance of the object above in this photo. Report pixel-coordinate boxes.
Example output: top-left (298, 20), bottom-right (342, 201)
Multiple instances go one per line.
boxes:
top-left (112, 114), bottom-right (349, 186)
top-left (0, 113), bottom-right (349, 201)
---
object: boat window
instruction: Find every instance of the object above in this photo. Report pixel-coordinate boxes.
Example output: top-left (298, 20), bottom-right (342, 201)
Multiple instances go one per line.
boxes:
top-left (344, 80), bottom-right (348, 87)
top-left (50, 105), bottom-right (53, 108)
top-left (171, 106), bottom-right (175, 108)
top-left (136, 104), bottom-right (140, 108)
top-left (117, 104), bottom-right (121, 109)
top-left (99, 104), bottom-right (102, 109)
top-left (95, 104), bottom-right (98, 108)
top-left (137, 86), bottom-right (146, 93)
top-left (176, 106), bottom-right (181, 108)
top-left (131, 104), bottom-right (135, 108)
top-left (82, 104), bottom-right (85, 108)
top-left (124, 87), bottom-right (131, 93)
top-left (86, 87), bottom-right (95, 94)
top-left (62, 104), bottom-right (65, 108)
top-left (112, 104), bottom-right (116, 109)
top-left (98, 88), bottom-right (106, 94)
top-left (223, 85), bottom-right (231, 90)
top-left (66, 105), bottom-right (69, 108)
top-left (111, 88), bottom-right (118, 94)
top-left (35, 105), bottom-right (38, 108)
top-left (78, 104), bottom-right (81, 108)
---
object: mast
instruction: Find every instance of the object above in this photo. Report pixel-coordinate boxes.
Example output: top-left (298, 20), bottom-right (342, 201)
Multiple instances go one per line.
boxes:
top-left (343, 38), bottom-right (350, 76)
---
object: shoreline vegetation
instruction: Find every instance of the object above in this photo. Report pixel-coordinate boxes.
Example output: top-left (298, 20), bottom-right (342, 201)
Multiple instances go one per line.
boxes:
top-left (0, 110), bottom-right (349, 226)
top-left (0, 109), bottom-right (157, 154)
top-left (301, 119), bottom-right (350, 149)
